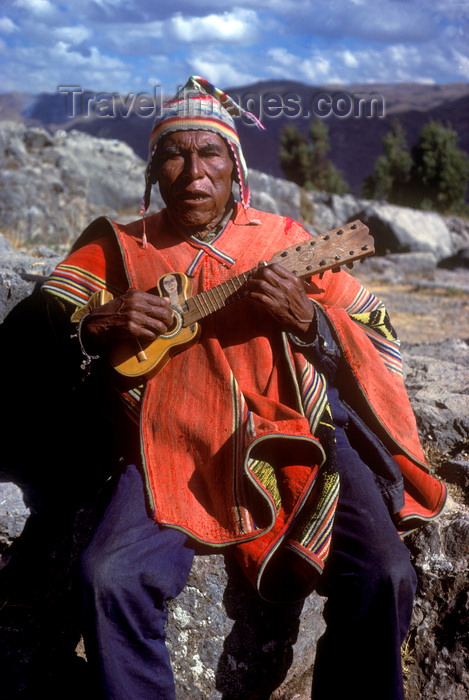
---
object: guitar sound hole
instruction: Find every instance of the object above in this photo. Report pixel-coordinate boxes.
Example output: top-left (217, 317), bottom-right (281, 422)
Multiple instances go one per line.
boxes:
top-left (160, 309), bottom-right (183, 339)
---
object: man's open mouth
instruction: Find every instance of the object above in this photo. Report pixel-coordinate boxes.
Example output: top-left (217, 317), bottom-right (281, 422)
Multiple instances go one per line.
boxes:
top-left (181, 191), bottom-right (210, 202)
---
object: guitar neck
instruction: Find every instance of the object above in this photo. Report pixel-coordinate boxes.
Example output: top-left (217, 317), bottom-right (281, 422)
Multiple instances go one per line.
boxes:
top-left (183, 268), bottom-right (254, 326)
top-left (182, 220), bottom-right (373, 327)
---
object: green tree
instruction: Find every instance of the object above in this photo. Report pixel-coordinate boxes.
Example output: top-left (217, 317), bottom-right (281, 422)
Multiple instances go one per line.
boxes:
top-left (279, 125), bottom-right (314, 188)
top-left (410, 121), bottom-right (469, 213)
top-left (279, 120), bottom-right (349, 194)
top-left (309, 120), bottom-right (349, 195)
top-left (363, 119), bottom-right (469, 214)
top-left (362, 119), bottom-right (412, 203)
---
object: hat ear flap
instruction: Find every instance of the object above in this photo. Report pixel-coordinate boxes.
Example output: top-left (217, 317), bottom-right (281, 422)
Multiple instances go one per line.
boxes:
top-left (149, 150), bottom-right (159, 185)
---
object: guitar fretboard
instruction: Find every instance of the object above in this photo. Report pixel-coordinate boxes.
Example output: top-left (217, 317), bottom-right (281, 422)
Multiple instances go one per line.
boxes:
top-left (183, 270), bottom-right (253, 325)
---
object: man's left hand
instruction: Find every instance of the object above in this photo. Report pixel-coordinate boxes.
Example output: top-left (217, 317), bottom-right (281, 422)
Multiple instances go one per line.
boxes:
top-left (245, 263), bottom-right (317, 338)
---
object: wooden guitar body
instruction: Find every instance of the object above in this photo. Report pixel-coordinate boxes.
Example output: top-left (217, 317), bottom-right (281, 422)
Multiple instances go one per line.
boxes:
top-left (110, 272), bottom-right (200, 378)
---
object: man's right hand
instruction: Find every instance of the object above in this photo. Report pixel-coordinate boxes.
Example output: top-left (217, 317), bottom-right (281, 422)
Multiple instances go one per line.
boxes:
top-left (81, 290), bottom-right (174, 353)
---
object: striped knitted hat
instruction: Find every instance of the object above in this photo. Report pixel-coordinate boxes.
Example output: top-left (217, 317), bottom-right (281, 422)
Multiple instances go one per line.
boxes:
top-left (141, 76), bottom-right (264, 215)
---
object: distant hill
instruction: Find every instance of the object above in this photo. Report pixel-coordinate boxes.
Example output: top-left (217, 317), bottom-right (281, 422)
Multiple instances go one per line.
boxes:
top-left (0, 80), bottom-right (467, 196)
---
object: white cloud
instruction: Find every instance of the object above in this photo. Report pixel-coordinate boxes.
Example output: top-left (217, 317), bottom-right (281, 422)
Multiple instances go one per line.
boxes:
top-left (188, 50), bottom-right (259, 87)
top-left (94, 20), bottom-right (165, 55)
top-left (265, 40), bottom-right (465, 85)
top-left (0, 17), bottom-right (18, 34)
top-left (51, 25), bottom-right (91, 45)
top-left (342, 50), bottom-right (359, 69)
top-left (0, 0), bottom-right (467, 94)
top-left (267, 47), bottom-right (298, 69)
top-left (14, 0), bottom-right (55, 16)
top-left (452, 49), bottom-right (469, 80)
top-left (170, 9), bottom-right (259, 43)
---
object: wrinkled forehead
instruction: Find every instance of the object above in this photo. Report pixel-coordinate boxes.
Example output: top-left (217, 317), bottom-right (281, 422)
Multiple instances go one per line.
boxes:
top-left (158, 129), bottom-right (230, 153)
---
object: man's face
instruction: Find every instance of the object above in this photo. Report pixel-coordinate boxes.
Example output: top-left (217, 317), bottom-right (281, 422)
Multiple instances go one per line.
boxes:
top-left (155, 130), bottom-right (234, 236)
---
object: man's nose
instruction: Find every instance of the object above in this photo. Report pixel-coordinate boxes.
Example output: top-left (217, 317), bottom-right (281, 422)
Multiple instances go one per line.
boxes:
top-left (183, 153), bottom-right (204, 179)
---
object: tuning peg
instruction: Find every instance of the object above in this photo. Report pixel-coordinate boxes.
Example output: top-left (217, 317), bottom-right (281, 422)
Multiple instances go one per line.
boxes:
top-left (346, 262), bottom-right (354, 269)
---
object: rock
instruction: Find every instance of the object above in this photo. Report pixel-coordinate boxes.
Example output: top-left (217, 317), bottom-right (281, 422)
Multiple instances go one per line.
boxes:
top-left (405, 502), bottom-right (469, 700)
top-left (402, 338), bottom-right (469, 451)
top-left (0, 122), bottom-right (163, 246)
top-left (0, 482), bottom-right (30, 569)
top-left (357, 202), bottom-right (453, 259)
top-left (301, 191), bottom-right (457, 262)
top-left (444, 216), bottom-right (469, 253)
top-left (0, 237), bottom-right (61, 322)
top-left (360, 251), bottom-right (438, 282)
top-left (438, 246), bottom-right (469, 270)
top-left (249, 170), bottom-right (301, 220)
top-left (438, 458), bottom-right (469, 494)
top-left (0, 121), bottom-right (465, 263)
top-left (166, 555), bottom-right (324, 699)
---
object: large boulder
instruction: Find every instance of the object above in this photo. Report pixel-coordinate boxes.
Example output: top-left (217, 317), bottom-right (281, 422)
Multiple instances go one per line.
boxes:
top-left (307, 192), bottom-right (455, 261)
top-left (249, 170), bottom-right (301, 221)
top-left (0, 122), bottom-right (163, 246)
top-left (402, 338), bottom-right (469, 450)
top-left (356, 202), bottom-right (453, 259)
top-left (166, 555), bottom-right (324, 699)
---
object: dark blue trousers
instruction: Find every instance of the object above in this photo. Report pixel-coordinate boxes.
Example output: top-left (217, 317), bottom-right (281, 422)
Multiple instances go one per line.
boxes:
top-left (80, 439), bottom-right (416, 700)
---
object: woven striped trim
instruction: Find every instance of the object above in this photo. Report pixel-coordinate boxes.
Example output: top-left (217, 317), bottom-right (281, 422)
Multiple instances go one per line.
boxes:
top-left (42, 264), bottom-right (108, 307)
top-left (249, 459), bottom-right (282, 511)
top-left (345, 285), bottom-right (383, 315)
top-left (298, 360), bottom-right (329, 434)
top-left (188, 234), bottom-right (236, 267)
top-left (349, 307), bottom-right (402, 376)
top-left (185, 250), bottom-right (205, 277)
top-left (150, 115), bottom-right (240, 151)
top-left (231, 373), bottom-right (256, 535)
top-left (292, 470), bottom-right (340, 558)
top-left (358, 323), bottom-right (403, 375)
top-left (280, 332), bottom-right (330, 434)
top-left (117, 386), bottom-right (143, 424)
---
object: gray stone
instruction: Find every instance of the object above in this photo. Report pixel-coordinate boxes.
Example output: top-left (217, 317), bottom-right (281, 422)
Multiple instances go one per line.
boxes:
top-left (249, 170), bottom-right (301, 220)
top-left (358, 202), bottom-right (453, 259)
top-left (166, 555), bottom-right (324, 699)
top-left (0, 482), bottom-right (30, 569)
top-left (405, 502), bottom-right (469, 700)
top-left (402, 339), bottom-right (469, 451)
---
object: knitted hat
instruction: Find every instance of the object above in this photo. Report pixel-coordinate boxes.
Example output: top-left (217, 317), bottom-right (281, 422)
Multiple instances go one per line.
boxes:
top-left (140, 76), bottom-right (265, 215)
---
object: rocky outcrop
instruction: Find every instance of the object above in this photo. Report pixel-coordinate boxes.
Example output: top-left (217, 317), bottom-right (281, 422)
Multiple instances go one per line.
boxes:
top-left (1, 121), bottom-right (469, 264)
top-left (0, 121), bottom-right (164, 247)
top-left (0, 123), bottom-right (468, 699)
top-left (306, 191), bottom-right (469, 263)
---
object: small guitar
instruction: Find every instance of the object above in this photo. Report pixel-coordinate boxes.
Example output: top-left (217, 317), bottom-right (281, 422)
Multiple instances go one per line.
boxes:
top-left (110, 220), bottom-right (374, 378)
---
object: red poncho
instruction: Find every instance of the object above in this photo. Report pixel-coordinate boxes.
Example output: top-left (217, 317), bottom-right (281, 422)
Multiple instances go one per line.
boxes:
top-left (43, 204), bottom-right (446, 601)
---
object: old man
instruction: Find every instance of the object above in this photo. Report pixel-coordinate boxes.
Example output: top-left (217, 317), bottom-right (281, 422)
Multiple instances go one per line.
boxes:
top-left (43, 76), bottom-right (446, 700)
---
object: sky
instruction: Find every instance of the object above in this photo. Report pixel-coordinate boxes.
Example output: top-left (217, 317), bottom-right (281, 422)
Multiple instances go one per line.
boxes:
top-left (0, 0), bottom-right (468, 96)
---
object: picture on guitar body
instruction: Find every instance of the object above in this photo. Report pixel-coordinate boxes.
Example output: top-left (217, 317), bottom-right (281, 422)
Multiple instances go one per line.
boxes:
top-left (159, 273), bottom-right (185, 314)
